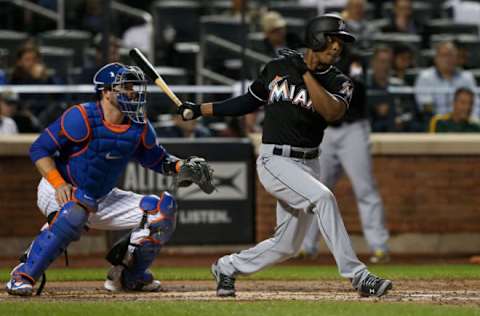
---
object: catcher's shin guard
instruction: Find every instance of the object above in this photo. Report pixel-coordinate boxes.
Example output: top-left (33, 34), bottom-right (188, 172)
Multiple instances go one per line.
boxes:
top-left (140, 193), bottom-right (177, 244)
top-left (106, 193), bottom-right (177, 291)
top-left (13, 202), bottom-right (88, 283)
top-left (121, 239), bottom-right (161, 290)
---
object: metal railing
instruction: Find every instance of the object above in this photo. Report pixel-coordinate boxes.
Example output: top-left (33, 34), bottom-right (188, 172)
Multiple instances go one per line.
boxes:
top-left (0, 84), bottom-right (234, 95)
top-left (1, 0), bottom-right (65, 29)
top-left (196, 33), bottom-right (271, 101)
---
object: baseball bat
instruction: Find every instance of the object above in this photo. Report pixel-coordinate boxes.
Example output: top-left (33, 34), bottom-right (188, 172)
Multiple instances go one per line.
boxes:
top-left (129, 48), bottom-right (193, 119)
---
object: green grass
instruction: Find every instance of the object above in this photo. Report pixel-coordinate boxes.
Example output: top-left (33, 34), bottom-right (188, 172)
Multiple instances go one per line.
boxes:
top-left (1, 264), bottom-right (479, 282)
top-left (1, 301), bottom-right (479, 316)
top-left (1, 264), bottom-right (479, 316)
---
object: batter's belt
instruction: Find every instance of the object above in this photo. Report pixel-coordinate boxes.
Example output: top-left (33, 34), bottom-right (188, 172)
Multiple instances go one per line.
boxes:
top-left (273, 146), bottom-right (319, 160)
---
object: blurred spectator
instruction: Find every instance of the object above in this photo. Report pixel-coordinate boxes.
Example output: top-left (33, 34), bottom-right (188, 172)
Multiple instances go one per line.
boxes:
top-left (381, 0), bottom-right (424, 34)
top-left (155, 114), bottom-right (212, 138)
top-left (9, 43), bottom-right (58, 119)
top-left (76, 35), bottom-right (121, 84)
top-left (391, 43), bottom-right (415, 85)
top-left (445, 0), bottom-right (480, 25)
top-left (367, 46), bottom-right (420, 132)
top-left (77, 0), bottom-right (104, 35)
top-left (122, 23), bottom-right (153, 59)
top-left (258, 11), bottom-right (303, 58)
top-left (367, 47), bottom-right (393, 131)
top-left (9, 44), bottom-right (55, 85)
top-left (0, 90), bottom-right (40, 133)
top-left (429, 87), bottom-right (480, 133)
top-left (0, 95), bottom-right (18, 135)
top-left (225, 0), bottom-right (258, 22)
top-left (414, 41), bottom-right (478, 125)
top-left (341, 0), bottom-right (378, 51)
top-left (454, 40), bottom-right (472, 70)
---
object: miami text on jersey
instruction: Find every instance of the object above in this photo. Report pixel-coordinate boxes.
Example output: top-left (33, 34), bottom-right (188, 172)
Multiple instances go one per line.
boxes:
top-left (268, 76), bottom-right (314, 111)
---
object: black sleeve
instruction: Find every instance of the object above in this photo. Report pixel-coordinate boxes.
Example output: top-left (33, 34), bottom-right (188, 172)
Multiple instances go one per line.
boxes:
top-left (212, 92), bottom-right (265, 117)
top-left (212, 62), bottom-right (272, 116)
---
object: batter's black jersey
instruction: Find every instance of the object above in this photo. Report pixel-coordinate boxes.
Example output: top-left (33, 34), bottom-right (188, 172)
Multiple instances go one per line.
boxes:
top-left (249, 58), bottom-right (354, 148)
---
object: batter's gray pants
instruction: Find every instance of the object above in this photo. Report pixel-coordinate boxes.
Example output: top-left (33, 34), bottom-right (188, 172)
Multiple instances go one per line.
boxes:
top-left (303, 120), bottom-right (389, 255)
top-left (216, 144), bottom-right (367, 279)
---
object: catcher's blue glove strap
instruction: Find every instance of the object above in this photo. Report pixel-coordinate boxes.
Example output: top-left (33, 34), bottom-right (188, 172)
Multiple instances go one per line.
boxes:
top-left (212, 92), bottom-right (263, 116)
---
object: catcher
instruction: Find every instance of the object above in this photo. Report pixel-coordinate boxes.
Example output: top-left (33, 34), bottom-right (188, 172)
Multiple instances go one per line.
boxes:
top-left (6, 62), bottom-right (214, 296)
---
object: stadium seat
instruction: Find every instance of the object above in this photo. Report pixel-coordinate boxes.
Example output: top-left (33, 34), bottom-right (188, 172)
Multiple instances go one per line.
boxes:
top-left (268, 2), bottom-right (318, 20)
top-left (469, 68), bottom-right (480, 83)
top-left (38, 30), bottom-right (92, 68)
top-left (39, 46), bottom-right (74, 83)
top-left (404, 67), bottom-right (422, 85)
top-left (324, 1), bottom-right (375, 19)
top-left (153, 0), bottom-right (201, 43)
top-left (382, 1), bottom-right (434, 24)
top-left (200, 14), bottom-right (249, 75)
top-left (418, 49), bottom-right (435, 67)
top-left (0, 30), bottom-right (29, 66)
top-left (372, 33), bottom-right (422, 48)
top-left (425, 19), bottom-right (479, 37)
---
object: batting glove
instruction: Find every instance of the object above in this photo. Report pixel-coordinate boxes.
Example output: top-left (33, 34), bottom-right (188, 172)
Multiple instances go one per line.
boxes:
top-left (279, 48), bottom-right (309, 76)
top-left (177, 101), bottom-right (202, 121)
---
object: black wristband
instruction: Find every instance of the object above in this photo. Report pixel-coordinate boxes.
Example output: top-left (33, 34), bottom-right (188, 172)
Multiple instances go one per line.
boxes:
top-left (162, 156), bottom-right (180, 175)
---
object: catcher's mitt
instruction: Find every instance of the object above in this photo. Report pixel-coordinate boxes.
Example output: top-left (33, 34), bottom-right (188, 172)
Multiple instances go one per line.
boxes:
top-left (177, 156), bottom-right (215, 194)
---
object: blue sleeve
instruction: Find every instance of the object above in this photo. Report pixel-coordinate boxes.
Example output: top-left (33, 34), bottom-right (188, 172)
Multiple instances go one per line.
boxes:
top-left (134, 121), bottom-right (180, 174)
top-left (30, 117), bottom-right (70, 162)
top-left (29, 105), bottom-right (90, 163)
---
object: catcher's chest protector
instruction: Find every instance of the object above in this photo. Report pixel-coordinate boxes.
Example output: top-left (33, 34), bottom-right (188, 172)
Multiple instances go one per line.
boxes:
top-left (67, 102), bottom-right (144, 198)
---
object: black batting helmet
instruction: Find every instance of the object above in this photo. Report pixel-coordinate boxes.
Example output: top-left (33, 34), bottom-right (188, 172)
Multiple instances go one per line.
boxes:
top-left (305, 14), bottom-right (356, 51)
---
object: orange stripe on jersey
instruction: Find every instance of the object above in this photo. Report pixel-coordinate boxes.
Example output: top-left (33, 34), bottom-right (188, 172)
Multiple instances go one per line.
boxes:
top-left (102, 119), bottom-right (131, 133)
top-left (46, 128), bottom-right (60, 148)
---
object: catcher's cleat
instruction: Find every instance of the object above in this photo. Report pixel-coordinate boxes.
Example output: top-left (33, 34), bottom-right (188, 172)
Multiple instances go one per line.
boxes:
top-left (6, 265), bottom-right (34, 296)
top-left (352, 272), bottom-right (393, 297)
top-left (369, 249), bottom-right (391, 264)
top-left (211, 261), bottom-right (236, 297)
top-left (104, 265), bottom-right (161, 292)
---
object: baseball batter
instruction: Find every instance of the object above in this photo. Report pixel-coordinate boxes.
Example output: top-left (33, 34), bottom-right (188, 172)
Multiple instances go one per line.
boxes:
top-left (6, 62), bottom-right (214, 296)
top-left (178, 14), bottom-right (393, 298)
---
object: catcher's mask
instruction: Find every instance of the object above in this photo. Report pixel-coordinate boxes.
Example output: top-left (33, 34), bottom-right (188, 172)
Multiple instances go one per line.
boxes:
top-left (94, 62), bottom-right (148, 124)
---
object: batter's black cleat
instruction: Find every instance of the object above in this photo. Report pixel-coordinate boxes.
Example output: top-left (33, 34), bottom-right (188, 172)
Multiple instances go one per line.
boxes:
top-left (352, 272), bottom-right (393, 297)
top-left (211, 261), bottom-right (236, 297)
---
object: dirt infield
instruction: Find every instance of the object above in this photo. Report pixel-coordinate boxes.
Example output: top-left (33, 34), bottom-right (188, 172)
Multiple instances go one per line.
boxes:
top-left (1, 280), bottom-right (480, 306)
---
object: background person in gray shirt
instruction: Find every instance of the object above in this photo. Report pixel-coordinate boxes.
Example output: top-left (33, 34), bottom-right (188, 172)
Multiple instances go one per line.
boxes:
top-left (414, 41), bottom-right (478, 129)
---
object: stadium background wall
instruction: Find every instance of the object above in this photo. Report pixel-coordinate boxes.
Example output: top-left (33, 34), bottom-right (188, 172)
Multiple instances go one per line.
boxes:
top-left (1, 134), bottom-right (480, 256)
